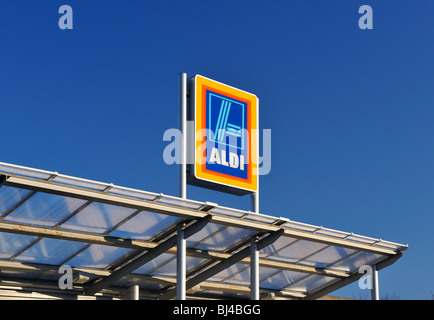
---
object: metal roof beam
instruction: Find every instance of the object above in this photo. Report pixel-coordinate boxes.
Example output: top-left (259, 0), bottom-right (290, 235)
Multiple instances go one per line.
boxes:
top-left (83, 215), bottom-right (211, 296)
top-left (0, 221), bottom-right (154, 249)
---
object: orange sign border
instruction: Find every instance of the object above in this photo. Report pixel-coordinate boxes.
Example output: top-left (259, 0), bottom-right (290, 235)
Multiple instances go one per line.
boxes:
top-left (194, 75), bottom-right (258, 193)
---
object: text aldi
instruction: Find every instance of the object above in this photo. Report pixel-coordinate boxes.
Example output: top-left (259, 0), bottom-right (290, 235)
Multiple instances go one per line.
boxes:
top-left (188, 75), bottom-right (258, 195)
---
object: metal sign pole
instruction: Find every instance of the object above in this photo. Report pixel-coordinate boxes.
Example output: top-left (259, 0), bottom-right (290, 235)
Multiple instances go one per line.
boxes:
top-left (176, 223), bottom-right (186, 300)
top-left (250, 236), bottom-right (259, 300)
top-left (371, 265), bottom-right (379, 300)
top-left (251, 191), bottom-right (259, 214)
top-left (177, 73), bottom-right (188, 300)
top-left (251, 100), bottom-right (259, 214)
top-left (179, 72), bottom-right (187, 199)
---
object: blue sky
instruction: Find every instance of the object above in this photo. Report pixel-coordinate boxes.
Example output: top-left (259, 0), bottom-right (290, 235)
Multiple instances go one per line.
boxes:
top-left (0, 1), bottom-right (433, 299)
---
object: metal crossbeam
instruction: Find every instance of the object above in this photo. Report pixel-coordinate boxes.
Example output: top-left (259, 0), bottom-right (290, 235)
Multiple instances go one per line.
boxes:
top-left (84, 215), bottom-right (211, 296)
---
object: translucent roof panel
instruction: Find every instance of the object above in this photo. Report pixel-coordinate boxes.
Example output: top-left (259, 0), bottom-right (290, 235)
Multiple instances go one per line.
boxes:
top-left (3, 192), bottom-right (87, 227)
top-left (299, 245), bottom-right (357, 268)
top-left (108, 210), bottom-right (182, 241)
top-left (66, 244), bottom-right (133, 269)
top-left (149, 255), bottom-right (207, 278)
top-left (132, 253), bottom-right (174, 275)
top-left (260, 269), bottom-right (307, 291)
top-left (261, 235), bottom-right (298, 258)
top-left (331, 251), bottom-right (386, 273)
top-left (267, 239), bottom-right (329, 264)
top-left (209, 263), bottom-right (251, 286)
top-left (285, 274), bottom-right (337, 293)
top-left (0, 186), bottom-right (32, 216)
top-left (0, 232), bottom-right (37, 259)
top-left (187, 224), bottom-right (256, 252)
top-left (14, 238), bottom-right (87, 265)
top-left (59, 202), bottom-right (137, 234)
top-left (132, 253), bottom-right (208, 278)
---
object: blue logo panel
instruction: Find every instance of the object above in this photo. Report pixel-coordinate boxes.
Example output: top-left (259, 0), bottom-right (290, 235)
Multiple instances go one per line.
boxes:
top-left (205, 90), bottom-right (248, 180)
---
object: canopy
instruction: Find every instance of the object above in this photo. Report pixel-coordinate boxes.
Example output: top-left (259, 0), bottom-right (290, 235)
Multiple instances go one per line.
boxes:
top-left (0, 162), bottom-right (407, 300)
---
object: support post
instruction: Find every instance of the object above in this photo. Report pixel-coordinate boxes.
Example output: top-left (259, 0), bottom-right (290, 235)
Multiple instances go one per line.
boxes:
top-left (251, 191), bottom-right (259, 214)
top-left (177, 223), bottom-right (186, 300)
top-left (250, 236), bottom-right (259, 300)
top-left (371, 265), bottom-right (379, 300)
top-left (179, 72), bottom-right (187, 199)
top-left (130, 284), bottom-right (139, 300)
top-left (251, 94), bottom-right (260, 214)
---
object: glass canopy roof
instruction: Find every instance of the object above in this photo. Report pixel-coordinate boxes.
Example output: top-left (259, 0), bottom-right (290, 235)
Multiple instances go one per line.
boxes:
top-left (0, 162), bottom-right (407, 300)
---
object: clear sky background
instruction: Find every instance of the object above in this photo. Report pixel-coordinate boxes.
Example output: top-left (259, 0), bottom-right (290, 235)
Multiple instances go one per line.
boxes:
top-left (0, 1), bottom-right (432, 299)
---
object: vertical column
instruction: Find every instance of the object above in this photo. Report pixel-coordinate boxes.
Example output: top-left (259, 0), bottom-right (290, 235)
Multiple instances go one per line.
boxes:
top-left (130, 284), bottom-right (139, 300)
top-left (250, 236), bottom-right (259, 300)
top-left (251, 94), bottom-right (259, 214)
top-left (179, 72), bottom-right (187, 199)
top-left (251, 191), bottom-right (259, 214)
top-left (177, 223), bottom-right (186, 300)
top-left (371, 265), bottom-right (379, 300)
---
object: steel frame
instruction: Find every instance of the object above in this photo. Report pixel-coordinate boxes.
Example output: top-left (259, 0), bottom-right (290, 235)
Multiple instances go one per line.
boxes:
top-left (0, 173), bottom-right (406, 300)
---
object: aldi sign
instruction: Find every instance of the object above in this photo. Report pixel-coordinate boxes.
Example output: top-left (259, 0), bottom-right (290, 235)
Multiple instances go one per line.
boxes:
top-left (188, 75), bottom-right (258, 195)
